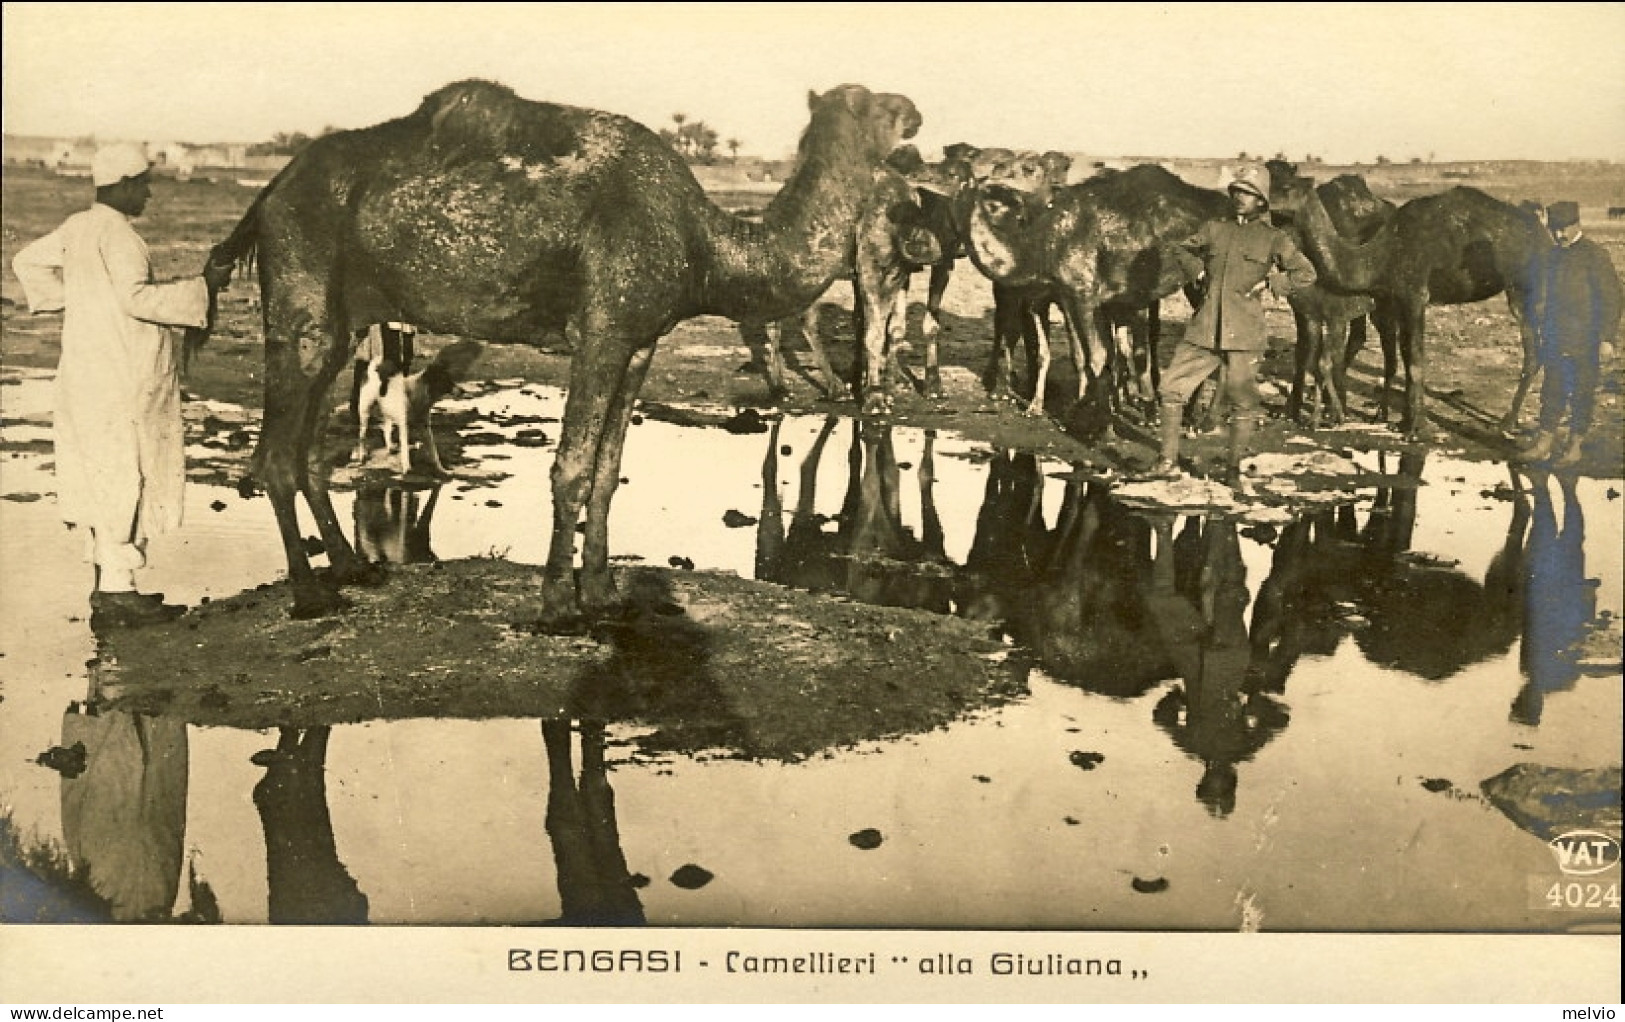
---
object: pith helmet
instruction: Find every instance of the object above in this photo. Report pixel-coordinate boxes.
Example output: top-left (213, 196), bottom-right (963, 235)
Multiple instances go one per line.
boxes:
top-left (1227, 162), bottom-right (1270, 204)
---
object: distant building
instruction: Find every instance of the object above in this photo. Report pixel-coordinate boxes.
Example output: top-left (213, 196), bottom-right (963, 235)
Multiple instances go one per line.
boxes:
top-left (3, 134), bottom-right (278, 179)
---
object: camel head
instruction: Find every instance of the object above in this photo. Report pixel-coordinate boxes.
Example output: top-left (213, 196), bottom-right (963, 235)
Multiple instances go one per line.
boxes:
top-left (977, 150), bottom-right (1069, 209)
top-left (885, 144), bottom-right (926, 176)
top-left (808, 84), bottom-right (921, 166)
top-left (1262, 161), bottom-right (1318, 225)
top-left (956, 176), bottom-right (1047, 282)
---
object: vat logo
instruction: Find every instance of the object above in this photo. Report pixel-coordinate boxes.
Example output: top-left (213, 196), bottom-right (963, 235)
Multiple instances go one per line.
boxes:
top-left (1548, 831), bottom-right (1621, 876)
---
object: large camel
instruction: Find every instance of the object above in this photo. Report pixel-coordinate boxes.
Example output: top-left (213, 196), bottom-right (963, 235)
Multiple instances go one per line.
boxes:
top-left (953, 163), bottom-right (1228, 423)
top-left (1270, 173), bottom-right (1550, 437)
top-left (206, 80), bottom-right (920, 625)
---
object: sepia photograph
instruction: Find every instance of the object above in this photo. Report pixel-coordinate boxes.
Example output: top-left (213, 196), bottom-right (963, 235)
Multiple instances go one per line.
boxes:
top-left (1, 1), bottom-right (1621, 1005)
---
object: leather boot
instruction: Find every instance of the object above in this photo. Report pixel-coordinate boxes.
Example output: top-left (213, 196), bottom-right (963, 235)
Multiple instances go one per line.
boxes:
top-left (1150, 402), bottom-right (1183, 477)
top-left (1222, 413), bottom-right (1259, 485)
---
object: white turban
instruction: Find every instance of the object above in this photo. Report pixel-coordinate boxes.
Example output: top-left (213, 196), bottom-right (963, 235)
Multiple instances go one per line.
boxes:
top-left (91, 143), bottom-right (151, 186)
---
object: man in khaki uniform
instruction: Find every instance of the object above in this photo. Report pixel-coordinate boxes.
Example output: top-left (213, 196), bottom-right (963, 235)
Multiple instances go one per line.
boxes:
top-left (1151, 162), bottom-right (1317, 483)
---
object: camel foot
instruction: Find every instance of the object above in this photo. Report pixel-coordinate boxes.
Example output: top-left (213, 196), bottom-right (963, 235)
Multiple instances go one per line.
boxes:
top-left (1022, 399), bottom-right (1047, 417)
top-left (923, 369), bottom-right (944, 400)
top-left (579, 570), bottom-right (623, 619)
top-left (510, 580), bottom-right (589, 635)
top-left (326, 558), bottom-right (388, 589)
top-left (289, 580), bottom-right (352, 621)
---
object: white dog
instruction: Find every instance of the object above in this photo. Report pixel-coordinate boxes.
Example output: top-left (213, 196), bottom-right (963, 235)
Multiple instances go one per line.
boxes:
top-left (353, 339), bottom-right (484, 475)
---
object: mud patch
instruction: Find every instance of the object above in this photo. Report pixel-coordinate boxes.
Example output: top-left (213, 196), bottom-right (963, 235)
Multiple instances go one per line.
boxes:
top-left (91, 560), bottom-right (1026, 762)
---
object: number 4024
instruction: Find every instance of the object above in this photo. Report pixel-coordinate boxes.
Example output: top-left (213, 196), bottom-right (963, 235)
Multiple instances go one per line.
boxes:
top-left (1544, 881), bottom-right (1621, 910)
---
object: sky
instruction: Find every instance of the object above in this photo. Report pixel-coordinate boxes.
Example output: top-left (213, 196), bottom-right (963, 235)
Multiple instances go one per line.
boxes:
top-left (3, 1), bottom-right (1624, 164)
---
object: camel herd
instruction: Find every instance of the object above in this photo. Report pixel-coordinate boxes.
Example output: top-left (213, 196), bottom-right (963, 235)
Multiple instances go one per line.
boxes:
top-left (199, 80), bottom-right (1562, 627)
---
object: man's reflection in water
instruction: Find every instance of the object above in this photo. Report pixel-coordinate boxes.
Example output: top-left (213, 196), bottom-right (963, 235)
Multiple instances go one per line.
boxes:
top-left (251, 727), bottom-right (369, 924)
top-left (1511, 469), bottom-right (1594, 727)
top-left (56, 667), bottom-right (188, 921)
top-left (1145, 514), bottom-right (1288, 818)
top-left (541, 719), bottom-right (645, 925)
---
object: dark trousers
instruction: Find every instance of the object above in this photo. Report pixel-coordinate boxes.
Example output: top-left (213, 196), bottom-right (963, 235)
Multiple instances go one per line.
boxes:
top-left (1537, 352), bottom-right (1598, 434)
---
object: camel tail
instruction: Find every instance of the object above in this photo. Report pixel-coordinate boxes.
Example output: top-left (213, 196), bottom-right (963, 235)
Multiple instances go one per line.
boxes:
top-left (182, 191), bottom-right (265, 366)
top-left (211, 191), bottom-right (264, 281)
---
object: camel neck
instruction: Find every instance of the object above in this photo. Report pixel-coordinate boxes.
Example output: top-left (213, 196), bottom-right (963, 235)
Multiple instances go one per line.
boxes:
top-left (694, 133), bottom-right (880, 321)
top-left (1294, 188), bottom-right (1389, 292)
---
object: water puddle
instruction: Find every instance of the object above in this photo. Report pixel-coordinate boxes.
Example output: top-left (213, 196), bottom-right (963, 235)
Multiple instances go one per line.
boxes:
top-left (2, 368), bottom-right (1620, 930)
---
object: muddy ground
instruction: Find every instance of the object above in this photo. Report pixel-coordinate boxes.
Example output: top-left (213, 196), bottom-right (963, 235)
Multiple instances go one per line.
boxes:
top-left (3, 164), bottom-right (1623, 745)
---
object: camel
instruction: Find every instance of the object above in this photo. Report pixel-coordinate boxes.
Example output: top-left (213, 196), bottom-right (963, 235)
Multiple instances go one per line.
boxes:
top-left (1269, 172), bottom-right (1550, 437)
top-left (764, 142), bottom-right (1069, 406)
top-left (205, 79), bottom-right (921, 625)
top-left (1266, 166), bottom-right (1397, 427)
top-left (738, 161), bottom-right (942, 408)
top-left (954, 163), bottom-right (1228, 423)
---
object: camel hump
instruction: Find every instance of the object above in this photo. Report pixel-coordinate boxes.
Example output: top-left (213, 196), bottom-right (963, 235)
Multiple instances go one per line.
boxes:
top-left (416, 78), bottom-right (629, 166)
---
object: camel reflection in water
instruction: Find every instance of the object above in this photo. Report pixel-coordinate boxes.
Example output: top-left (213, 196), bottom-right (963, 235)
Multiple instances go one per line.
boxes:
top-left (251, 728), bottom-right (369, 924)
top-left (246, 717), bottom-right (648, 925)
top-left (755, 416), bottom-right (953, 612)
top-left (541, 719), bottom-right (646, 925)
top-left (756, 428), bottom-right (1542, 817)
top-left (36, 429), bottom-right (1580, 921)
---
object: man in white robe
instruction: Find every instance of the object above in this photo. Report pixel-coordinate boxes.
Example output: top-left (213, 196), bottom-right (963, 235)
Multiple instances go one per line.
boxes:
top-left (12, 143), bottom-right (231, 626)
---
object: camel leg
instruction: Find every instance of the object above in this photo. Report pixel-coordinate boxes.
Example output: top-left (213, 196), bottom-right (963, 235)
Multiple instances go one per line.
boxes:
top-left (578, 345), bottom-right (658, 615)
top-left (1371, 299), bottom-right (1402, 425)
top-left (528, 342), bottom-right (626, 629)
top-left (884, 285), bottom-right (915, 395)
top-left (1500, 293), bottom-right (1541, 435)
top-left (299, 372), bottom-right (379, 590)
top-left (739, 320), bottom-right (790, 403)
top-left (1058, 292), bottom-right (1115, 435)
top-left (1319, 316), bottom-right (1348, 427)
top-left (856, 267), bottom-right (905, 416)
top-left (1336, 315), bottom-right (1368, 419)
top-left (1288, 304), bottom-right (1315, 424)
top-left (791, 296), bottom-right (853, 402)
top-left (1398, 300), bottom-right (1428, 439)
top-left (985, 287), bottom-right (1023, 402)
top-left (254, 312), bottom-right (355, 618)
top-left (1023, 301), bottom-right (1052, 416)
top-left (921, 262), bottom-right (951, 398)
